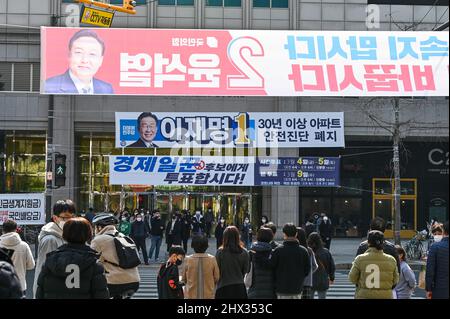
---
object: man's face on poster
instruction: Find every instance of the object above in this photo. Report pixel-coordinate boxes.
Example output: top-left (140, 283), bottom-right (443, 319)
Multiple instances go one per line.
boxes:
top-left (139, 116), bottom-right (158, 143)
top-left (69, 36), bottom-right (104, 82)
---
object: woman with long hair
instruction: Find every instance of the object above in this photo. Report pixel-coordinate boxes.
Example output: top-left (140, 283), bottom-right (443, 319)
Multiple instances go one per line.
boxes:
top-left (215, 226), bottom-right (249, 299)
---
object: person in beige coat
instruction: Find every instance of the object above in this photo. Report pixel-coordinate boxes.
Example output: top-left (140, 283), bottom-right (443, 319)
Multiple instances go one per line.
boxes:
top-left (182, 235), bottom-right (220, 299)
top-left (0, 220), bottom-right (35, 294)
top-left (91, 213), bottom-right (140, 299)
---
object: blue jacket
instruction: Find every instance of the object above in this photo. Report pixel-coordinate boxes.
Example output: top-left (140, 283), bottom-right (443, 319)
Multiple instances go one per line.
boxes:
top-left (44, 70), bottom-right (114, 94)
top-left (425, 237), bottom-right (449, 299)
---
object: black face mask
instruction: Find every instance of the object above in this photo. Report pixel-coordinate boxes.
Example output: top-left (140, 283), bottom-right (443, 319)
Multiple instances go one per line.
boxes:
top-left (175, 259), bottom-right (183, 266)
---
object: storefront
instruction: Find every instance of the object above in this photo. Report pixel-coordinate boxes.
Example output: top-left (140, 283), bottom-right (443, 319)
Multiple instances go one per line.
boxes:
top-left (299, 140), bottom-right (449, 238)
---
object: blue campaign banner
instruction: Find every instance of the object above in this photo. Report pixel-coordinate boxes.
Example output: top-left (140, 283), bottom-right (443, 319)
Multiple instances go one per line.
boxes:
top-left (115, 112), bottom-right (345, 149)
top-left (255, 157), bottom-right (340, 187)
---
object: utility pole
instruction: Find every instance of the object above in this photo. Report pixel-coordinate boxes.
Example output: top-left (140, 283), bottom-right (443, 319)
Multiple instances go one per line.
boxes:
top-left (393, 97), bottom-right (401, 245)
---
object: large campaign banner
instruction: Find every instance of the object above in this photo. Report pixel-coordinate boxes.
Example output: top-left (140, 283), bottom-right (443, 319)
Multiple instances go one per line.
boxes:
top-left (41, 27), bottom-right (448, 96)
top-left (0, 193), bottom-right (46, 225)
top-left (109, 156), bottom-right (340, 187)
top-left (116, 112), bottom-right (344, 148)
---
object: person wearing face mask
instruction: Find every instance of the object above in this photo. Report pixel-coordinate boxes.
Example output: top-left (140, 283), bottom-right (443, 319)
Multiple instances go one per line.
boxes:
top-left (165, 213), bottom-right (183, 254)
top-left (149, 210), bottom-right (165, 262)
top-left (260, 215), bottom-right (269, 227)
top-left (118, 214), bottom-right (131, 236)
top-left (240, 217), bottom-right (253, 250)
top-left (319, 214), bottom-right (333, 250)
top-left (130, 213), bottom-right (150, 265)
top-left (431, 223), bottom-right (444, 245)
top-left (180, 210), bottom-right (192, 253)
top-left (157, 246), bottom-right (186, 299)
top-left (33, 199), bottom-right (75, 298)
top-left (215, 216), bottom-right (227, 249)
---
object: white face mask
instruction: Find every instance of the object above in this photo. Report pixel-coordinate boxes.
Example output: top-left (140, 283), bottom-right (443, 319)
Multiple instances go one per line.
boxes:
top-left (58, 220), bottom-right (66, 230)
top-left (136, 218), bottom-right (142, 222)
top-left (434, 235), bottom-right (443, 242)
top-left (262, 218), bottom-right (267, 223)
top-left (220, 219), bottom-right (225, 224)
top-left (244, 219), bottom-right (249, 224)
top-left (122, 217), bottom-right (127, 221)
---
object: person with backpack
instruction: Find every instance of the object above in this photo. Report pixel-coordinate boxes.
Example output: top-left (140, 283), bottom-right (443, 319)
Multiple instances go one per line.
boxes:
top-left (182, 235), bottom-right (220, 299)
top-left (157, 246), bottom-right (186, 299)
top-left (91, 213), bottom-right (140, 299)
top-left (130, 213), bottom-right (150, 265)
top-left (36, 218), bottom-right (109, 299)
top-left (0, 219), bottom-right (35, 296)
top-left (297, 227), bottom-right (318, 299)
top-left (247, 227), bottom-right (276, 299)
top-left (33, 199), bottom-right (75, 297)
top-left (308, 232), bottom-right (335, 299)
top-left (394, 245), bottom-right (416, 299)
top-left (0, 247), bottom-right (23, 299)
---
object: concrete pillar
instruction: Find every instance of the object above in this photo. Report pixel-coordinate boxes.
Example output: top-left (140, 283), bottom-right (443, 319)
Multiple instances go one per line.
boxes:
top-left (51, 96), bottom-right (75, 206)
top-left (262, 97), bottom-right (300, 239)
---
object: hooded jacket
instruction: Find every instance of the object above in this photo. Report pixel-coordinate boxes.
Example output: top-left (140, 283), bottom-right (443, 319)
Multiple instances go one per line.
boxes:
top-left (33, 222), bottom-right (65, 297)
top-left (0, 232), bottom-right (35, 291)
top-left (90, 225), bottom-right (140, 285)
top-left (247, 241), bottom-right (276, 299)
top-left (36, 243), bottom-right (109, 299)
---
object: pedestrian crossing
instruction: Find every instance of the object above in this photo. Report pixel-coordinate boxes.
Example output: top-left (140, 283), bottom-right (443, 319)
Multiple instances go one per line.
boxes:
top-left (132, 267), bottom-right (425, 299)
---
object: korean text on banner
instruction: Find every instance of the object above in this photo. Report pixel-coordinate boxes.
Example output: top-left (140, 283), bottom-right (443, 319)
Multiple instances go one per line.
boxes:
top-left (0, 193), bottom-right (46, 225)
top-left (115, 112), bottom-right (345, 148)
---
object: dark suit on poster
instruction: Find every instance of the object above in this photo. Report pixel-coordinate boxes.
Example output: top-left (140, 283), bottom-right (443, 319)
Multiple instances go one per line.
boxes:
top-left (44, 70), bottom-right (114, 94)
top-left (127, 138), bottom-right (159, 148)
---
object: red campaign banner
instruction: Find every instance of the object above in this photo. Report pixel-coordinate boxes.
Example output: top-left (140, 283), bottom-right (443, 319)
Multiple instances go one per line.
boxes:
top-left (40, 27), bottom-right (449, 96)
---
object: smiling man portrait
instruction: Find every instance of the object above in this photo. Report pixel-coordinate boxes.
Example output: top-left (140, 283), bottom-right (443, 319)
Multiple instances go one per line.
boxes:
top-left (44, 29), bottom-right (113, 94)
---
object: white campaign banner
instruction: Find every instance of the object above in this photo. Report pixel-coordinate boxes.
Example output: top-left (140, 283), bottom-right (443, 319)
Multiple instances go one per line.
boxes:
top-left (109, 156), bottom-right (255, 186)
top-left (0, 193), bottom-right (46, 225)
top-left (115, 112), bottom-right (345, 148)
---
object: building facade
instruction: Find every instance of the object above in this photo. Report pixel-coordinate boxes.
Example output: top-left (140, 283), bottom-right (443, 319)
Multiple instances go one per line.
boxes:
top-left (1, 0), bottom-right (448, 236)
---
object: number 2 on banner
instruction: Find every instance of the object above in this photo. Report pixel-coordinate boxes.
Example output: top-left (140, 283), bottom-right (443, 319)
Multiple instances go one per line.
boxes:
top-left (234, 113), bottom-right (250, 144)
top-left (227, 37), bottom-right (264, 89)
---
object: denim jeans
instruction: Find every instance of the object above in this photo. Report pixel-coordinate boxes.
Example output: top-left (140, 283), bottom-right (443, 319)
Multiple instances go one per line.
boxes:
top-left (148, 235), bottom-right (162, 260)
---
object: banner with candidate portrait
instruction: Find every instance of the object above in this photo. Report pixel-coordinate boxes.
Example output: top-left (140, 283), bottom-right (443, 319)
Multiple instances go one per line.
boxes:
top-left (115, 112), bottom-right (345, 148)
top-left (0, 193), bottom-right (46, 225)
top-left (41, 27), bottom-right (448, 96)
top-left (109, 156), bottom-right (340, 187)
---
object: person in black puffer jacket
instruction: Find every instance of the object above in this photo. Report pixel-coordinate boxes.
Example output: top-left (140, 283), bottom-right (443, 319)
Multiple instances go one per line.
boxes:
top-left (36, 218), bottom-right (109, 299)
top-left (247, 227), bottom-right (276, 299)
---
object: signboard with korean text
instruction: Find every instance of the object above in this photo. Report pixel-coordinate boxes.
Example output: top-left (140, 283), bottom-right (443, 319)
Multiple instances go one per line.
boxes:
top-left (255, 157), bottom-right (340, 187)
top-left (115, 112), bottom-right (345, 148)
top-left (80, 5), bottom-right (115, 28)
top-left (109, 156), bottom-right (340, 187)
top-left (0, 193), bottom-right (46, 225)
top-left (41, 27), bottom-right (449, 96)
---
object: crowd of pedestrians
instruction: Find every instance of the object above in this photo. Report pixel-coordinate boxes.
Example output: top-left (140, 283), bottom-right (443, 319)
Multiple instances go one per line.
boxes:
top-left (0, 199), bottom-right (448, 300)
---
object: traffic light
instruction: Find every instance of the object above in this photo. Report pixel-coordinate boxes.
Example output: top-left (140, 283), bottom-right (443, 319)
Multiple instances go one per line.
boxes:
top-left (54, 154), bottom-right (66, 187)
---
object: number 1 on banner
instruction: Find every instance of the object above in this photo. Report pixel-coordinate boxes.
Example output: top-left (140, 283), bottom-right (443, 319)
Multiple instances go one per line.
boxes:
top-left (234, 113), bottom-right (250, 144)
top-left (227, 37), bottom-right (264, 89)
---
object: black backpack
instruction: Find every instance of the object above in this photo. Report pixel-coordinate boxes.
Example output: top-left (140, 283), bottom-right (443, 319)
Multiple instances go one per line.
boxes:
top-left (106, 232), bottom-right (141, 269)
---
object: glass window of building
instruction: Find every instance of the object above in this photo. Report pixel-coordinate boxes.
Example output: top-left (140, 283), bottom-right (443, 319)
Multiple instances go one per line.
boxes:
top-left (0, 131), bottom-right (46, 193)
top-left (158, 0), bottom-right (194, 5)
top-left (0, 63), bottom-right (40, 92)
top-left (206, 0), bottom-right (242, 6)
top-left (253, 0), bottom-right (288, 7)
